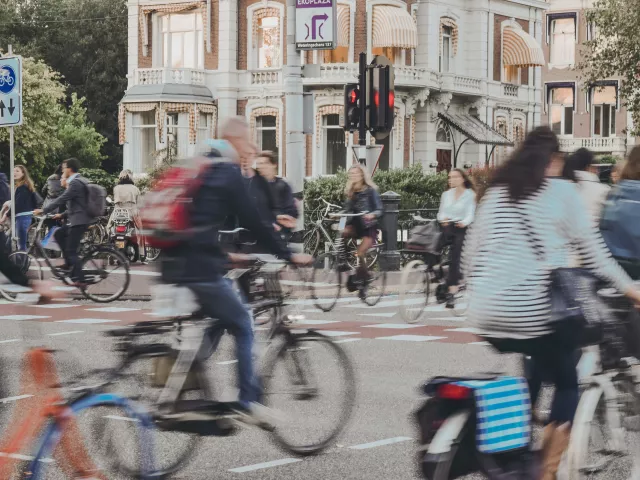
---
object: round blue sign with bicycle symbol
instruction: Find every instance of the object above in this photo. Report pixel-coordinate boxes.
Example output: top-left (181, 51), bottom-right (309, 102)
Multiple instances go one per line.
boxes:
top-left (0, 65), bottom-right (17, 94)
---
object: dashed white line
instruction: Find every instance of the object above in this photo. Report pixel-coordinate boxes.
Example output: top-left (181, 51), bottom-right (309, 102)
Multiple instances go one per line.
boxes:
top-left (55, 318), bottom-right (120, 324)
top-left (47, 330), bottom-right (84, 336)
top-left (0, 339), bottom-right (20, 344)
top-left (363, 323), bottom-right (422, 329)
top-left (348, 436), bottom-right (413, 450)
top-left (1, 394), bottom-right (33, 403)
top-left (87, 307), bottom-right (140, 313)
top-left (333, 338), bottom-right (361, 344)
top-left (216, 360), bottom-right (238, 365)
top-left (0, 315), bottom-right (50, 321)
top-left (375, 335), bottom-right (447, 342)
top-left (228, 458), bottom-right (302, 473)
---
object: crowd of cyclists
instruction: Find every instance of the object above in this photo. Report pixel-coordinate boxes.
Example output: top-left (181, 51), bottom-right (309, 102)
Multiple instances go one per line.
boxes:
top-left (0, 118), bottom-right (639, 477)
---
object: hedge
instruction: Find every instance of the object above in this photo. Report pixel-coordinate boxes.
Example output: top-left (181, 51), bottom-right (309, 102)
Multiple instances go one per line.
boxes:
top-left (80, 168), bottom-right (118, 195)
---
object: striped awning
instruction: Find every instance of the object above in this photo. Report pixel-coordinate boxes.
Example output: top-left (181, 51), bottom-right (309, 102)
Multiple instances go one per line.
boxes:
top-left (503, 26), bottom-right (544, 67)
top-left (372, 5), bottom-right (418, 49)
top-left (337, 4), bottom-right (350, 48)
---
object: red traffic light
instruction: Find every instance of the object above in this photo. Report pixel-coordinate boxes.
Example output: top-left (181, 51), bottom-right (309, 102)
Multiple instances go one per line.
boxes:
top-left (388, 91), bottom-right (394, 107)
top-left (374, 91), bottom-right (379, 107)
top-left (349, 89), bottom-right (358, 104)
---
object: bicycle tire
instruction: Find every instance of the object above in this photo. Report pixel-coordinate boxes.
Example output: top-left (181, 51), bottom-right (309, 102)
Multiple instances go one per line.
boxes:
top-left (78, 246), bottom-right (130, 302)
top-left (1, 253), bottom-right (43, 301)
top-left (145, 246), bottom-right (162, 262)
top-left (303, 228), bottom-right (321, 256)
top-left (310, 252), bottom-right (342, 312)
top-left (261, 331), bottom-right (356, 455)
top-left (104, 346), bottom-right (211, 477)
top-left (362, 268), bottom-right (386, 307)
top-left (399, 260), bottom-right (430, 323)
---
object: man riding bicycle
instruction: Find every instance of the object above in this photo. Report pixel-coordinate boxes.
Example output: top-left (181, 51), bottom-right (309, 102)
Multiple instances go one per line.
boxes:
top-left (160, 117), bottom-right (310, 422)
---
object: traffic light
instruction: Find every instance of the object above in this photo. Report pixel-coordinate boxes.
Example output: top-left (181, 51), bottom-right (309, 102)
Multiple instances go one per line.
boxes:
top-left (369, 65), bottom-right (394, 138)
top-left (343, 83), bottom-right (360, 131)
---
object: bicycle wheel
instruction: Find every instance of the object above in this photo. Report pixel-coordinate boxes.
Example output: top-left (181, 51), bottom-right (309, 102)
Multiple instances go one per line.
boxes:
top-left (1, 253), bottom-right (43, 301)
top-left (361, 260), bottom-right (386, 306)
top-left (303, 228), bottom-right (321, 256)
top-left (567, 379), bottom-right (640, 479)
top-left (310, 253), bottom-right (342, 312)
top-left (144, 246), bottom-right (162, 262)
top-left (80, 246), bottom-right (130, 302)
top-left (262, 331), bottom-right (356, 455)
top-left (345, 236), bottom-right (379, 269)
top-left (399, 260), bottom-right (430, 323)
top-left (104, 347), bottom-right (211, 477)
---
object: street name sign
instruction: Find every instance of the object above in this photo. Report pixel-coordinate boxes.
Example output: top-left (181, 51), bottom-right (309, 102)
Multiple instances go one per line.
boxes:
top-left (295, 0), bottom-right (337, 50)
top-left (0, 55), bottom-right (22, 127)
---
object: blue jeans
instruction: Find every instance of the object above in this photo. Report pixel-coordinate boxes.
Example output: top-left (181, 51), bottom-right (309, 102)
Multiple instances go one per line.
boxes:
top-left (15, 215), bottom-right (32, 251)
top-left (187, 278), bottom-right (260, 406)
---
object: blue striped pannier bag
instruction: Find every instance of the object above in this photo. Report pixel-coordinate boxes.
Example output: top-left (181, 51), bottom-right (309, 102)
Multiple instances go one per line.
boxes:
top-left (453, 376), bottom-right (531, 454)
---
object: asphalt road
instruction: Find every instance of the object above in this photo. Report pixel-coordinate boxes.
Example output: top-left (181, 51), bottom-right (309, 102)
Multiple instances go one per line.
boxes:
top-left (0, 281), bottom-right (636, 479)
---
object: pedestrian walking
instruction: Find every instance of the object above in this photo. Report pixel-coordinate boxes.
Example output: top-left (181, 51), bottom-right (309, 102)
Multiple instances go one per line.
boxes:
top-left (563, 148), bottom-right (610, 220)
top-left (13, 165), bottom-right (41, 251)
top-left (462, 126), bottom-right (640, 480)
top-left (436, 168), bottom-right (476, 308)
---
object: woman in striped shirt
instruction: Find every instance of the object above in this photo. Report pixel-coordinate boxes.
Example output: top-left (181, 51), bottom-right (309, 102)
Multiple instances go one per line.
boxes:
top-left (462, 126), bottom-right (640, 479)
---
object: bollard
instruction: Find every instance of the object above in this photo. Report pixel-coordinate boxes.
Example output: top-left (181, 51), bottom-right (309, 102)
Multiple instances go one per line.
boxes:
top-left (380, 191), bottom-right (401, 271)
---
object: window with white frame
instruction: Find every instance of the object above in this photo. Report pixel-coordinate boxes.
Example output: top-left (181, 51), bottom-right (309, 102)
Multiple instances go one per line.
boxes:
top-left (256, 116), bottom-right (279, 167)
top-left (440, 26), bottom-right (452, 72)
top-left (323, 114), bottom-right (346, 174)
top-left (591, 85), bottom-right (616, 137)
top-left (196, 113), bottom-right (212, 148)
top-left (132, 111), bottom-right (157, 171)
top-left (550, 17), bottom-right (576, 66)
top-left (166, 112), bottom-right (189, 158)
top-left (371, 47), bottom-right (412, 66)
top-left (549, 87), bottom-right (574, 136)
top-left (161, 13), bottom-right (204, 69)
top-left (257, 16), bottom-right (280, 68)
top-left (503, 65), bottom-right (521, 85)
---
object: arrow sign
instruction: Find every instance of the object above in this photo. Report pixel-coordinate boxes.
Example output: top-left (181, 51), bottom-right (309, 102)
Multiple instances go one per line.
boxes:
top-left (0, 55), bottom-right (23, 127)
top-left (311, 13), bottom-right (328, 39)
top-left (0, 100), bottom-right (4, 118)
top-left (8, 98), bottom-right (14, 116)
top-left (295, 0), bottom-right (336, 50)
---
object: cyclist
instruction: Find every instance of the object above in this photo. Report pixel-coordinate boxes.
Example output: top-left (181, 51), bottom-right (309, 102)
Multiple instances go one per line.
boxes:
top-left (108, 170), bottom-right (146, 260)
top-left (342, 164), bottom-right (382, 284)
top-left (161, 117), bottom-right (310, 422)
top-left (34, 158), bottom-right (92, 285)
top-left (14, 165), bottom-right (41, 251)
top-left (563, 148), bottom-right (610, 221)
top-left (436, 168), bottom-right (476, 308)
top-left (462, 126), bottom-right (640, 480)
top-left (255, 151), bottom-right (299, 235)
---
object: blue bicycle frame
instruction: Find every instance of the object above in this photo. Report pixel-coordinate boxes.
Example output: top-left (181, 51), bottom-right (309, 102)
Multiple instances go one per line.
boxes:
top-left (26, 392), bottom-right (158, 479)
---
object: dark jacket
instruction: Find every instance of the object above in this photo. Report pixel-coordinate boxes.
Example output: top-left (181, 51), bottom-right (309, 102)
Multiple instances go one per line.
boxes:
top-left (42, 174), bottom-right (64, 213)
top-left (244, 171), bottom-right (276, 225)
top-left (15, 185), bottom-right (40, 214)
top-left (0, 250), bottom-right (29, 286)
top-left (268, 177), bottom-right (299, 219)
top-left (600, 179), bottom-right (640, 278)
top-left (0, 174), bottom-right (10, 207)
top-left (345, 187), bottom-right (383, 227)
top-left (161, 158), bottom-right (292, 284)
top-left (42, 175), bottom-right (92, 226)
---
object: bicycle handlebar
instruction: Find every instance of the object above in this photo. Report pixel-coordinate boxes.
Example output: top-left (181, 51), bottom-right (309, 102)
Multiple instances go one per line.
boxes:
top-left (329, 211), bottom-right (369, 218)
top-left (219, 227), bottom-right (249, 235)
top-left (321, 198), bottom-right (341, 209)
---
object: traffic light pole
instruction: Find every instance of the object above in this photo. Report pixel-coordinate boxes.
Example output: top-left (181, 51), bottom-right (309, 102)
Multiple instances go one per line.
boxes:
top-left (357, 52), bottom-right (367, 164)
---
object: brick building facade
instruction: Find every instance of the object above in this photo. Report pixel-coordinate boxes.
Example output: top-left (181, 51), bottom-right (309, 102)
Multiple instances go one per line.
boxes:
top-left (120, 0), bottom-right (548, 177)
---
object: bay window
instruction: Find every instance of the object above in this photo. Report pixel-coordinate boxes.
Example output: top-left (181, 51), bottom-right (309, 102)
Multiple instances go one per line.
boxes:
top-left (323, 114), bottom-right (346, 174)
top-left (592, 85), bottom-right (617, 137)
top-left (257, 16), bottom-right (280, 69)
top-left (550, 17), bottom-right (575, 66)
top-left (161, 13), bottom-right (204, 69)
top-left (132, 111), bottom-right (157, 171)
top-left (196, 113), bottom-right (212, 147)
top-left (549, 87), bottom-right (574, 136)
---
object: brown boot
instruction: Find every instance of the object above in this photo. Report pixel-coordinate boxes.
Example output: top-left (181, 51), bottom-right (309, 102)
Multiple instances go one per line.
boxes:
top-left (541, 423), bottom-right (570, 480)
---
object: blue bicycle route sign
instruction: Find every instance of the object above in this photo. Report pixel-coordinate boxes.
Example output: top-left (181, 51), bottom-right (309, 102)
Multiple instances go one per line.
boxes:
top-left (295, 0), bottom-right (337, 50)
top-left (0, 56), bottom-right (23, 127)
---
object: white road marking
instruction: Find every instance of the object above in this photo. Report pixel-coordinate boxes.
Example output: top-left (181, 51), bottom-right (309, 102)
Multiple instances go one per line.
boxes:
top-left (375, 335), bottom-right (447, 342)
top-left (47, 330), bottom-right (84, 336)
top-left (216, 360), bottom-right (238, 365)
top-left (314, 331), bottom-right (360, 337)
top-left (0, 339), bottom-right (20, 344)
top-left (333, 338), bottom-right (361, 344)
top-left (55, 318), bottom-right (120, 324)
top-left (348, 436), bottom-right (413, 450)
top-left (228, 458), bottom-right (302, 473)
top-left (362, 323), bottom-right (422, 329)
top-left (33, 304), bottom-right (79, 309)
top-left (444, 328), bottom-right (479, 334)
top-left (469, 341), bottom-right (491, 346)
top-left (289, 297), bottom-right (356, 306)
top-left (343, 298), bottom-right (424, 308)
top-left (52, 286), bottom-right (76, 292)
top-left (357, 312), bottom-right (396, 318)
top-left (104, 415), bottom-right (139, 422)
top-left (0, 315), bottom-right (50, 321)
top-left (294, 319), bottom-right (340, 325)
top-left (1, 394), bottom-right (33, 403)
top-left (0, 452), bottom-right (54, 463)
top-left (86, 307), bottom-right (140, 313)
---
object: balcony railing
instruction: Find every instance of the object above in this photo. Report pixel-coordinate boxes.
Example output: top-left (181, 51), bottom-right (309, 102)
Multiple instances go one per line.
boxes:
top-left (250, 70), bottom-right (281, 85)
top-left (503, 84), bottom-right (519, 97)
top-left (559, 136), bottom-right (627, 153)
top-left (135, 68), bottom-right (206, 86)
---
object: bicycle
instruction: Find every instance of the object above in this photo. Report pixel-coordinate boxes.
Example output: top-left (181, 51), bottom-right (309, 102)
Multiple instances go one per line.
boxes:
top-left (304, 199), bottom-right (382, 269)
top-left (0, 70), bottom-right (14, 87)
top-left (93, 255), bottom-right (356, 478)
top-left (1, 214), bottom-right (130, 303)
top-left (0, 287), bottom-right (158, 479)
top-left (416, 284), bottom-right (640, 480)
top-left (399, 217), bottom-right (466, 322)
top-left (310, 210), bottom-right (387, 312)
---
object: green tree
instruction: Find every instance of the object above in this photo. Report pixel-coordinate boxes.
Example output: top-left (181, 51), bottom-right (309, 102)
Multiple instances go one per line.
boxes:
top-left (0, 57), bottom-right (106, 186)
top-left (581, 0), bottom-right (640, 135)
top-left (0, 0), bottom-right (128, 171)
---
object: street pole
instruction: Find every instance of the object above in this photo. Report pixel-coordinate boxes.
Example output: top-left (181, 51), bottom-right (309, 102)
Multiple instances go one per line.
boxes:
top-left (7, 44), bottom-right (15, 247)
top-left (357, 52), bottom-right (367, 165)
top-left (285, 0), bottom-right (305, 233)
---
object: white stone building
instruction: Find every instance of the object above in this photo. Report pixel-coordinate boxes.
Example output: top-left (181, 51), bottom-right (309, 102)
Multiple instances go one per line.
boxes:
top-left (119, 0), bottom-right (548, 177)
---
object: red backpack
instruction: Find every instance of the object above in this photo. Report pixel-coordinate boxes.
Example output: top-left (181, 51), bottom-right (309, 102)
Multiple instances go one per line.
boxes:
top-left (139, 156), bottom-right (218, 249)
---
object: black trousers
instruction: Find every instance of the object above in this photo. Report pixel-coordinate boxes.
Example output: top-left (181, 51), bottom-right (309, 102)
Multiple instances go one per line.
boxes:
top-left (441, 224), bottom-right (467, 287)
top-left (54, 224), bottom-right (87, 281)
